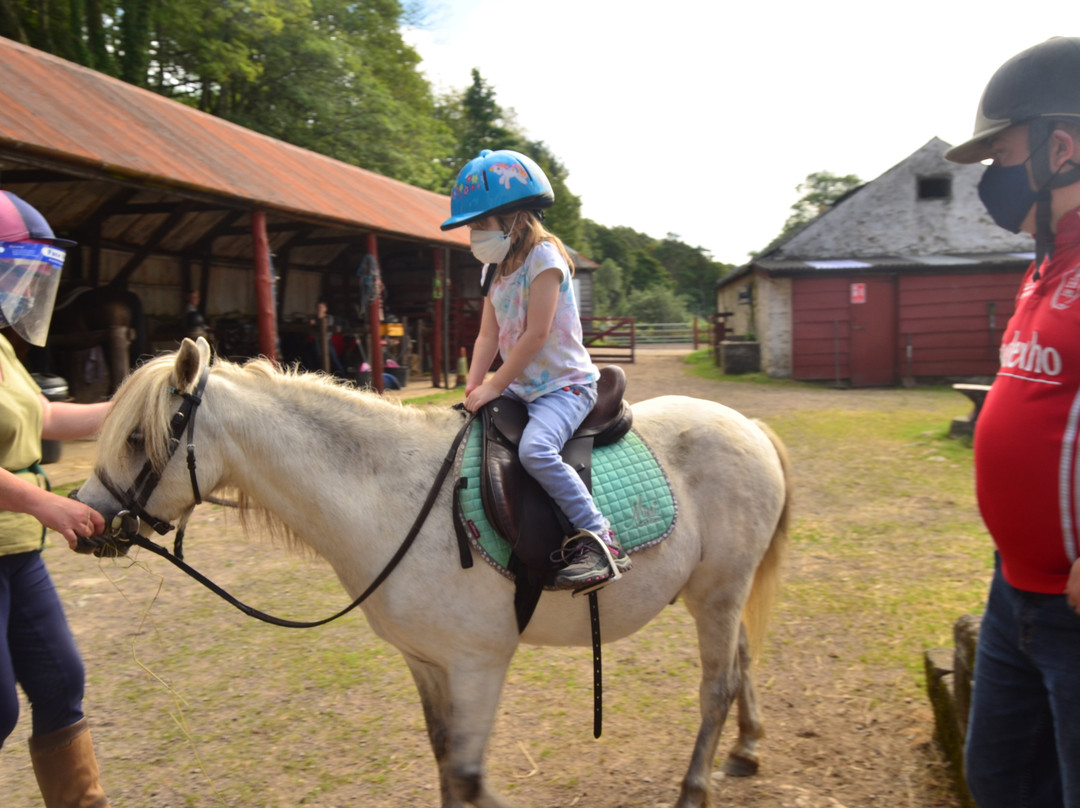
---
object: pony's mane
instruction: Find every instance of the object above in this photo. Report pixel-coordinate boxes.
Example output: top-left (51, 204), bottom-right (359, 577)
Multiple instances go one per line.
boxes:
top-left (101, 350), bottom-right (458, 557)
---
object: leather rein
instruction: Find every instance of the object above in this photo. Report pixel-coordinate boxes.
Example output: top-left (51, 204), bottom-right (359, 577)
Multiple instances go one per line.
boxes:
top-left (81, 366), bottom-right (476, 629)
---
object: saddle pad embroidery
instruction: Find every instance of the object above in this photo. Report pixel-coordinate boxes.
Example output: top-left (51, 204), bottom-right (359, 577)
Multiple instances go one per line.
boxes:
top-left (456, 422), bottom-right (678, 579)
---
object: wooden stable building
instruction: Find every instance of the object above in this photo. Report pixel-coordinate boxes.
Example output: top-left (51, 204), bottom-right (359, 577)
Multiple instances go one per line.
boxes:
top-left (717, 139), bottom-right (1034, 387)
top-left (0, 37), bottom-right (493, 399)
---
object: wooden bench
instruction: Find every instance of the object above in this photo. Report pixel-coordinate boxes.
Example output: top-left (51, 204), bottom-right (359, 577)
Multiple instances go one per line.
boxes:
top-left (950, 383), bottom-right (992, 438)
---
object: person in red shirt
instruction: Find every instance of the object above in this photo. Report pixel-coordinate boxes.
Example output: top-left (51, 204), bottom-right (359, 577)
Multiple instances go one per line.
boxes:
top-left (946, 37), bottom-right (1080, 808)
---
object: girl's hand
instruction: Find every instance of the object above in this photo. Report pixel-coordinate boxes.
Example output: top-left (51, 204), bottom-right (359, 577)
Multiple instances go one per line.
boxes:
top-left (465, 382), bottom-right (501, 413)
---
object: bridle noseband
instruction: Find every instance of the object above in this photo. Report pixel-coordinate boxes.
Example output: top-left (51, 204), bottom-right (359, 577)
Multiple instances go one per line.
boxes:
top-left (77, 365), bottom-right (209, 558)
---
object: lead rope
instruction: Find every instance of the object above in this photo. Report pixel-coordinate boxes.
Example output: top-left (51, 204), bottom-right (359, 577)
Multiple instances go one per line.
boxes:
top-left (127, 410), bottom-right (476, 629)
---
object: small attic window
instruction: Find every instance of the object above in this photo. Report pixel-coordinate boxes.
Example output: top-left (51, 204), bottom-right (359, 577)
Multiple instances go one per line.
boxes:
top-left (918, 176), bottom-right (952, 200)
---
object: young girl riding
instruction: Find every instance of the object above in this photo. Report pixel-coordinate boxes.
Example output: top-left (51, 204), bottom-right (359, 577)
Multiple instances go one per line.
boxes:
top-left (441, 149), bottom-right (631, 591)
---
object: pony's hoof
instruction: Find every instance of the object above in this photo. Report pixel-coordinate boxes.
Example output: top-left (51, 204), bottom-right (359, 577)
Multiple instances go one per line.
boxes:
top-left (722, 752), bottom-right (759, 777)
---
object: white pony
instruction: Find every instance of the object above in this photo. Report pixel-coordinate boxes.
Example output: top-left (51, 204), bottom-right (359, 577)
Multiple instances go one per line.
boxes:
top-left (75, 338), bottom-right (790, 808)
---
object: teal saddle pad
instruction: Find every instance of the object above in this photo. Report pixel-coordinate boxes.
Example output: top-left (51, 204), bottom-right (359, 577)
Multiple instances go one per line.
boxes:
top-left (455, 422), bottom-right (678, 579)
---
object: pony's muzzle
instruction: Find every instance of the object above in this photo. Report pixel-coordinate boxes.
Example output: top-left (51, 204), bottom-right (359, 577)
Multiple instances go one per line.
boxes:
top-left (68, 489), bottom-right (138, 557)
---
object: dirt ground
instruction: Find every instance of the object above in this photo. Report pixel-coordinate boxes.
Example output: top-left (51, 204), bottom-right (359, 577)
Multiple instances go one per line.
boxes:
top-left (1, 347), bottom-right (974, 808)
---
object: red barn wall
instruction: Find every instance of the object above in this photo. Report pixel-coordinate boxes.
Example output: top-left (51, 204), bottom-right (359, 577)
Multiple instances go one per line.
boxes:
top-left (897, 272), bottom-right (1021, 378)
top-left (791, 269), bottom-right (1024, 384)
top-left (792, 277), bottom-right (852, 382)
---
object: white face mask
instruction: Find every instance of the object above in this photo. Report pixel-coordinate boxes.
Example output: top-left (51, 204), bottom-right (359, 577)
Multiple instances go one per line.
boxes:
top-left (469, 228), bottom-right (513, 264)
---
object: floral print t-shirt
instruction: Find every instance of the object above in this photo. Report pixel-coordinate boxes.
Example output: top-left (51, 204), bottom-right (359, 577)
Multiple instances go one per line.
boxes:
top-left (488, 241), bottom-right (599, 402)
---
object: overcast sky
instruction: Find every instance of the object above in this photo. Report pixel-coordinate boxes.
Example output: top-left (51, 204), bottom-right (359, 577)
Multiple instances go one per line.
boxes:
top-left (403, 2), bottom-right (1063, 266)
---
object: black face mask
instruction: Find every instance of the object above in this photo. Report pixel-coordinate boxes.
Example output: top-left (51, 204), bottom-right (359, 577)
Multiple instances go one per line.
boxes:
top-left (978, 161), bottom-right (1041, 233)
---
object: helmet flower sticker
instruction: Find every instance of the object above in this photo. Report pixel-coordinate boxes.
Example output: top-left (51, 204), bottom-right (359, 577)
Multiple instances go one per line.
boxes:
top-left (451, 170), bottom-right (483, 202)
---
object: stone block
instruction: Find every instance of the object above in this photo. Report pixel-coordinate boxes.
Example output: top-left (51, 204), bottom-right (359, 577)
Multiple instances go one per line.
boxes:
top-left (954, 613), bottom-right (980, 735)
top-left (720, 341), bottom-right (761, 375)
top-left (925, 647), bottom-right (975, 808)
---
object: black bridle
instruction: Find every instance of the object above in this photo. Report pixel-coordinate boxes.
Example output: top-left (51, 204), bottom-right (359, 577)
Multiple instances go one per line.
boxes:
top-left (77, 366), bottom-right (476, 629)
top-left (88, 365), bottom-right (210, 550)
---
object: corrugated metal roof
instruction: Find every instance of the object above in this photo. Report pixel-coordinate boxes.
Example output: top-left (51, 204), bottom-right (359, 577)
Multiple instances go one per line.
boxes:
top-left (0, 37), bottom-right (467, 250)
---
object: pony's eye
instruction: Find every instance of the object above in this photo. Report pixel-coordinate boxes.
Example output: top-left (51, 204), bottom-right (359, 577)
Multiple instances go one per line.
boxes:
top-left (127, 430), bottom-right (145, 449)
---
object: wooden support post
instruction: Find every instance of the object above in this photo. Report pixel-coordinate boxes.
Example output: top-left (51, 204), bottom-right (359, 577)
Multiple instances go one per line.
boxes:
top-left (252, 210), bottom-right (277, 362)
top-left (366, 233), bottom-right (384, 394)
top-left (432, 248), bottom-right (444, 388)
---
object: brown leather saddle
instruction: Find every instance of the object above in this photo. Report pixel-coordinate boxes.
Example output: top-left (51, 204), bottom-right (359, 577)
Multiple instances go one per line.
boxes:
top-left (468, 366), bottom-right (631, 625)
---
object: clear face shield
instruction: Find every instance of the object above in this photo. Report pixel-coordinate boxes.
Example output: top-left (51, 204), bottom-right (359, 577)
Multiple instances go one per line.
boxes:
top-left (0, 241), bottom-right (66, 346)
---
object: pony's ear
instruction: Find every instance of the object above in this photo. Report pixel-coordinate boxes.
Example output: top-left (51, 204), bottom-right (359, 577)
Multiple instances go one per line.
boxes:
top-left (194, 336), bottom-right (212, 365)
top-left (173, 338), bottom-right (209, 392)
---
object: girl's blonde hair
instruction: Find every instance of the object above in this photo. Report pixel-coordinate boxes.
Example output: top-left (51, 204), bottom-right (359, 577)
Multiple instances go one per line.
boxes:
top-left (496, 211), bottom-right (574, 280)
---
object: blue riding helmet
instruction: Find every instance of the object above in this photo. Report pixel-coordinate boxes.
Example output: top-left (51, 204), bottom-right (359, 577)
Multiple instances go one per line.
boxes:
top-left (441, 149), bottom-right (554, 231)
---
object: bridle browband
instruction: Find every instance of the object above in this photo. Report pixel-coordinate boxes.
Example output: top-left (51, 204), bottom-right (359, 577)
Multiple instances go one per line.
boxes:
top-left (80, 363), bottom-right (477, 629)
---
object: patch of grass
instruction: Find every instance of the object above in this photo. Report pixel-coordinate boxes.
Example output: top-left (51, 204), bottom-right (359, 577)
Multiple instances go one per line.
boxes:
top-left (766, 401), bottom-right (992, 695)
top-left (682, 348), bottom-right (792, 385)
top-left (52, 480), bottom-right (82, 497)
top-left (399, 388), bottom-right (466, 407)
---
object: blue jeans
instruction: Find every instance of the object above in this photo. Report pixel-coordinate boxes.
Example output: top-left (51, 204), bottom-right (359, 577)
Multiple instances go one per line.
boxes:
top-left (965, 556), bottom-right (1080, 808)
top-left (510, 384), bottom-right (607, 535)
top-left (0, 551), bottom-right (85, 746)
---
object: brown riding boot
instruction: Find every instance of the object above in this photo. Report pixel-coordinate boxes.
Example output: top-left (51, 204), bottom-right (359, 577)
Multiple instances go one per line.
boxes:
top-left (29, 718), bottom-right (110, 808)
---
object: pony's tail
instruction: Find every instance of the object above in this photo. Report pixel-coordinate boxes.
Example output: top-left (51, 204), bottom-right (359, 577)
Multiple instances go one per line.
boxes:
top-left (742, 419), bottom-right (791, 660)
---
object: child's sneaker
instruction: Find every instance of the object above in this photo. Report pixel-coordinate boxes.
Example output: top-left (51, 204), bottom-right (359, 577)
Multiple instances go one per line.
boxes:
top-left (551, 529), bottom-right (632, 591)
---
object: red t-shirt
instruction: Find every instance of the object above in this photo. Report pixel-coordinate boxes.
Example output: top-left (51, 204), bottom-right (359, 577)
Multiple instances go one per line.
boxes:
top-left (975, 207), bottom-right (1080, 593)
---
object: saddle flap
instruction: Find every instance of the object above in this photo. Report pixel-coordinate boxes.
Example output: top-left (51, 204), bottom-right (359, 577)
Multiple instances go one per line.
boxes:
top-left (486, 397), bottom-right (529, 446)
top-left (480, 397), bottom-right (548, 547)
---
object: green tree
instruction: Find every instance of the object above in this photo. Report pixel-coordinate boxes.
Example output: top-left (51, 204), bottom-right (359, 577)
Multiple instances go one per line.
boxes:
top-left (622, 286), bottom-right (691, 323)
top-left (528, 140), bottom-right (581, 248)
top-left (591, 258), bottom-right (624, 316)
top-left (118, 0), bottom-right (155, 85)
top-left (764, 170), bottom-right (862, 250)
top-left (626, 248), bottom-right (670, 293)
top-left (652, 235), bottom-right (731, 317)
top-left (451, 68), bottom-right (520, 164)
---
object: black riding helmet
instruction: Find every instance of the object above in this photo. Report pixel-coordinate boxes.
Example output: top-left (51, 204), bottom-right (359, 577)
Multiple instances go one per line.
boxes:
top-left (946, 37), bottom-right (1080, 164)
top-left (947, 37), bottom-right (1080, 276)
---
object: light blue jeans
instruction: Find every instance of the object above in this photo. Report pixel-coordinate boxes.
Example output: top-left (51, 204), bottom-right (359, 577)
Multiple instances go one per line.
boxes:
top-left (965, 555), bottom-right (1080, 808)
top-left (508, 383), bottom-right (607, 536)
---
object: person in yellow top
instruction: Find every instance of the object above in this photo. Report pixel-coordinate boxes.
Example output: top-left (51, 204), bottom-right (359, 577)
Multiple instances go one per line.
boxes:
top-left (0, 190), bottom-right (111, 807)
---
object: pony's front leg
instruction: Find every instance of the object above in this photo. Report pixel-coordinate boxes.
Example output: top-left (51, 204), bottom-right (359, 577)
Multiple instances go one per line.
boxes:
top-left (404, 655), bottom-right (455, 802)
top-left (444, 658), bottom-right (520, 808)
top-left (404, 653), bottom-right (519, 808)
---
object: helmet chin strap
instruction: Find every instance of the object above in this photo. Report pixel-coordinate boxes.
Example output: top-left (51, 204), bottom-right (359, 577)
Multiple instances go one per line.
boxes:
top-left (1034, 190), bottom-right (1053, 281)
top-left (1027, 119), bottom-right (1080, 280)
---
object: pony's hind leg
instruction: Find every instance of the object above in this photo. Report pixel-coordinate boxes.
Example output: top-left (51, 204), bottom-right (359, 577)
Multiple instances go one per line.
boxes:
top-left (675, 599), bottom-right (744, 808)
top-left (722, 623), bottom-right (763, 777)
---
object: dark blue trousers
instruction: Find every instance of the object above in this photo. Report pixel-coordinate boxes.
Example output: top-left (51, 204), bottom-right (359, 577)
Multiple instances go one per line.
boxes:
top-left (0, 550), bottom-right (85, 746)
top-left (965, 556), bottom-right (1080, 808)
